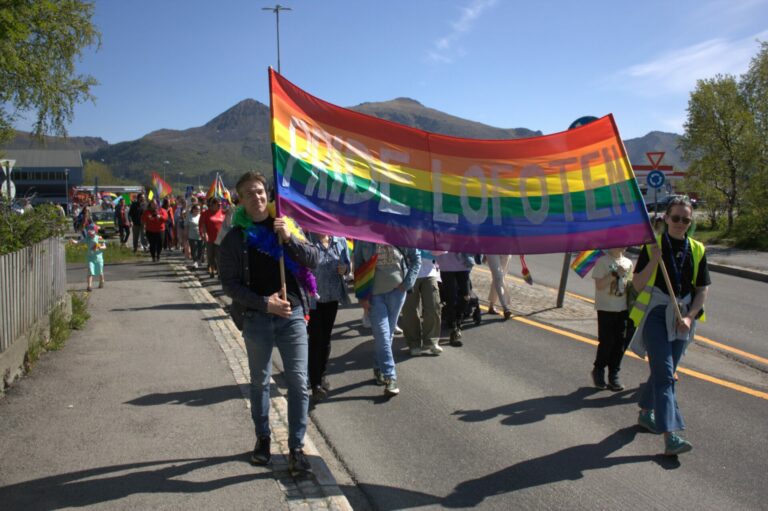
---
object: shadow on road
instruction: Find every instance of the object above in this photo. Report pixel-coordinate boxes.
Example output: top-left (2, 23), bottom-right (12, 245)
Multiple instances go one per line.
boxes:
top-left (124, 384), bottom-right (244, 407)
top-left (0, 454), bottom-right (265, 511)
top-left (346, 427), bottom-right (678, 510)
top-left (111, 302), bottom-right (219, 312)
top-left (452, 386), bottom-right (638, 426)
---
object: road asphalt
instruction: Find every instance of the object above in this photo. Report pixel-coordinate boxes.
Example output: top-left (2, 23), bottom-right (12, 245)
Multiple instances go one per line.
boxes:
top-left (0, 241), bottom-right (765, 510)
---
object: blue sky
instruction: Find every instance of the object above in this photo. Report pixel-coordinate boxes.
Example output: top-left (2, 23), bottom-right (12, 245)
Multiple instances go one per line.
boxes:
top-left (44, 0), bottom-right (768, 144)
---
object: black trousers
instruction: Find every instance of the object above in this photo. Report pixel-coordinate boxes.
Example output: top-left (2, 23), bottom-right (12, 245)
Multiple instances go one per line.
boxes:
top-left (119, 225), bottom-right (130, 244)
top-left (307, 301), bottom-right (339, 387)
top-left (594, 310), bottom-right (630, 373)
top-left (441, 271), bottom-right (471, 329)
top-left (147, 231), bottom-right (163, 259)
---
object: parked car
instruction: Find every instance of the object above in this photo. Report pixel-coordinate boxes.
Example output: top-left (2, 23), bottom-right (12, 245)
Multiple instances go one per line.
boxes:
top-left (91, 211), bottom-right (118, 237)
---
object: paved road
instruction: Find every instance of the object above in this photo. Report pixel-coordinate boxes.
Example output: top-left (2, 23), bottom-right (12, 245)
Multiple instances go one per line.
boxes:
top-left (510, 253), bottom-right (768, 362)
top-left (309, 301), bottom-right (768, 510)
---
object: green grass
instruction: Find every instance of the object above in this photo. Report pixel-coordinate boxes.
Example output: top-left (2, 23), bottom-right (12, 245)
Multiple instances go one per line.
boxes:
top-left (66, 241), bottom-right (142, 264)
top-left (69, 292), bottom-right (90, 330)
top-left (48, 304), bottom-right (71, 351)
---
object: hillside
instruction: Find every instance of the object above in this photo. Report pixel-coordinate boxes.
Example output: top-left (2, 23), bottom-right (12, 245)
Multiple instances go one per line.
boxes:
top-left (3, 99), bottom-right (685, 185)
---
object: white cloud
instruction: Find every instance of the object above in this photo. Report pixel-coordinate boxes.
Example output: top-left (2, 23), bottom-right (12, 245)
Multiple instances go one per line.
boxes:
top-left (608, 30), bottom-right (768, 97)
top-left (427, 0), bottom-right (498, 64)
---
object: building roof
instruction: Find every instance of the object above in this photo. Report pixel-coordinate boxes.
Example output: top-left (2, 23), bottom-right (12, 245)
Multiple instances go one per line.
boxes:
top-left (1, 149), bottom-right (83, 168)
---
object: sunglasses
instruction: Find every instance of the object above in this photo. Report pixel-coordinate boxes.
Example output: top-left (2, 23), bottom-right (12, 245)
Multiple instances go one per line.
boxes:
top-left (669, 215), bottom-right (692, 225)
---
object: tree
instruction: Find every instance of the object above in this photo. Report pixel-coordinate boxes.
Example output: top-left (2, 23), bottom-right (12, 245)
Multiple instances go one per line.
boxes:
top-left (0, 0), bottom-right (100, 145)
top-left (680, 75), bottom-right (757, 231)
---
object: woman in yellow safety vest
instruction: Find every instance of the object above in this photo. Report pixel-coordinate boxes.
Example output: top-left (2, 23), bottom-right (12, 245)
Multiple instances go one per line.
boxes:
top-left (629, 196), bottom-right (711, 456)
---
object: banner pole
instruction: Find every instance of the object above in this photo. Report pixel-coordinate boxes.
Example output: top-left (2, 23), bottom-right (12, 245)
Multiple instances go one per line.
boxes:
top-left (268, 67), bottom-right (288, 300)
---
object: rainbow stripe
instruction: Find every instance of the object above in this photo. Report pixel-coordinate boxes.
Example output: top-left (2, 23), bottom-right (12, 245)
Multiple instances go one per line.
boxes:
top-left (353, 254), bottom-right (377, 300)
top-left (207, 173), bottom-right (231, 202)
top-left (151, 172), bottom-right (173, 199)
top-left (571, 249), bottom-right (604, 278)
top-left (269, 70), bottom-right (654, 254)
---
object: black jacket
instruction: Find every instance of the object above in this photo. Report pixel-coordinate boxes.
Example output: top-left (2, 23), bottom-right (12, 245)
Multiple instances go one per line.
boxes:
top-left (219, 225), bottom-right (319, 329)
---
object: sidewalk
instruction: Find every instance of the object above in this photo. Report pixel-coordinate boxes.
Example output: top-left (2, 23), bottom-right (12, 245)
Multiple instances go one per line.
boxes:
top-left (0, 257), bottom-right (351, 511)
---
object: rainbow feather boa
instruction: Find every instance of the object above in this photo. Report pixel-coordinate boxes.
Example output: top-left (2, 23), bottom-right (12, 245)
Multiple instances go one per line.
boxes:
top-left (232, 205), bottom-right (317, 297)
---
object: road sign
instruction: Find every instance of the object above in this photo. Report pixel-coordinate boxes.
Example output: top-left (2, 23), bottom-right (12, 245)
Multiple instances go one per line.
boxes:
top-left (646, 151), bottom-right (666, 168)
top-left (647, 170), bottom-right (665, 189)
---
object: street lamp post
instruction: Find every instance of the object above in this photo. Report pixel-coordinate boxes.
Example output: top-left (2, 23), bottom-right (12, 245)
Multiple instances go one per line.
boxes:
top-left (64, 169), bottom-right (69, 214)
top-left (262, 4), bottom-right (292, 73)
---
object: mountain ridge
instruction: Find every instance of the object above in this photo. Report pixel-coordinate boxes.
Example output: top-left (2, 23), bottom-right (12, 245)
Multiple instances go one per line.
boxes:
top-left (2, 98), bottom-right (685, 183)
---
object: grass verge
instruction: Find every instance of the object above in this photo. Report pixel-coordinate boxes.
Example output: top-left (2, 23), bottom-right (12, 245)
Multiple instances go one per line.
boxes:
top-left (66, 241), bottom-right (142, 264)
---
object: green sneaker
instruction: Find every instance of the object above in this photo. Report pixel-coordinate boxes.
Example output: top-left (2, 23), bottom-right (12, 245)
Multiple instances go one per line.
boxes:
top-left (373, 368), bottom-right (385, 386)
top-left (665, 433), bottom-right (693, 456)
top-left (638, 410), bottom-right (658, 434)
top-left (384, 378), bottom-right (400, 396)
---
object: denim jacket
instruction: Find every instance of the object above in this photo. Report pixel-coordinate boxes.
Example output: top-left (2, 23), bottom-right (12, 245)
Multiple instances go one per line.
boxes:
top-left (353, 241), bottom-right (421, 299)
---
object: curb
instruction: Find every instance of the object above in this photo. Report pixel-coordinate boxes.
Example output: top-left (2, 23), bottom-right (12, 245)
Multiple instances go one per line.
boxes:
top-left (171, 262), bottom-right (353, 511)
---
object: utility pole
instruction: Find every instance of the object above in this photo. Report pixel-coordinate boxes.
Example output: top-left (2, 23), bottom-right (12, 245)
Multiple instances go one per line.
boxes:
top-left (262, 4), bottom-right (292, 73)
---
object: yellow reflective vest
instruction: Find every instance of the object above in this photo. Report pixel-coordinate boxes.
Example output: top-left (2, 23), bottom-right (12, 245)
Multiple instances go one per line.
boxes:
top-left (629, 234), bottom-right (706, 327)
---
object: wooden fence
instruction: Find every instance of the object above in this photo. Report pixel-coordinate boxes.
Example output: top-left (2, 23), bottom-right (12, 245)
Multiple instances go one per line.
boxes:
top-left (0, 238), bottom-right (67, 354)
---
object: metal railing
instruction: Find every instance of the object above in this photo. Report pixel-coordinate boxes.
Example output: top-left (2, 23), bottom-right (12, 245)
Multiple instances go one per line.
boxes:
top-left (0, 238), bottom-right (67, 353)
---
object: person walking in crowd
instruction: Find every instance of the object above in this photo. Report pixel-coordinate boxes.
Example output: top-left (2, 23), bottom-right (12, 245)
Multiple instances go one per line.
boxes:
top-left (114, 197), bottom-right (131, 247)
top-left (174, 197), bottom-right (188, 259)
top-left (590, 247), bottom-right (633, 391)
top-left (141, 200), bottom-right (168, 262)
top-left (219, 171), bottom-right (319, 476)
top-left (187, 204), bottom-right (203, 269)
top-left (70, 225), bottom-right (106, 292)
top-left (128, 193), bottom-right (147, 253)
top-left (306, 232), bottom-right (351, 402)
top-left (485, 254), bottom-right (513, 319)
top-left (74, 205), bottom-right (94, 237)
top-left (200, 197), bottom-right (225, 278)
top-left (354, 241), bottom-right (421, 396)
top-left (401, 250), bottom-right (445, 357)
top-left (629, 196), bottom-right (710, 456)
top-left (161, 197), bottom-right (175, 251)
top-left (436, 251), bottom-right (475, 346)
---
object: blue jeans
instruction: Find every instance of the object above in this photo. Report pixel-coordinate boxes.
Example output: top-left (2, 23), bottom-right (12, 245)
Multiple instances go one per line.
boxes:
top-left (242, 307), bottom-right (309, 449)
top-left (638, 305), bottom-right (686, 433)
top-left (369, 288), bottom-right (407, 379)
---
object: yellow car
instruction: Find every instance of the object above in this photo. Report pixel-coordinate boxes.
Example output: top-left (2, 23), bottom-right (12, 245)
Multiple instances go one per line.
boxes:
top-left (91, 211), bottom-right (118, 238)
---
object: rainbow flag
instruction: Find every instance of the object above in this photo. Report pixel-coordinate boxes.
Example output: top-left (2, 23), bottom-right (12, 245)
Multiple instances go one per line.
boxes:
top-left (353, 254), bottom-right (377, 300)
top-left (151, 172), bottom-right (172, 199)
top-left (570, 249), bottom-right (604, 278)
top-left (206, 173), bottom-right (231, 202)
top-left (269, 69), bottom-right (654, 254)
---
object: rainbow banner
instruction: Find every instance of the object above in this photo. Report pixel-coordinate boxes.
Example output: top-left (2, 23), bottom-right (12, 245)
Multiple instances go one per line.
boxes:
top-left (571, 249), bottom-right (604, 278)
top-left (269, 69), bottom-right (654, 254)
top-left (151, 172), bottom-right (173, 199)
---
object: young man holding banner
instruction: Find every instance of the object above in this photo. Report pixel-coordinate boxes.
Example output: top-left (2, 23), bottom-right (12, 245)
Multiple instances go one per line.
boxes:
top-left (219, 171), bottom-right (319, 475)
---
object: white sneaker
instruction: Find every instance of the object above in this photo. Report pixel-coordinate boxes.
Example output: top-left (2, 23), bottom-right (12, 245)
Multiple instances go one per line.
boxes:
top-left (394, 326), bottom-right (403, 335)
top-left (409, 347), bottom-right (424, 357)
top-left (192, 262), bottom-right (198, 269)
top-left (362, 314), bottom-right (371, 328)
top-left (427, 344), bottom-right (443, 355)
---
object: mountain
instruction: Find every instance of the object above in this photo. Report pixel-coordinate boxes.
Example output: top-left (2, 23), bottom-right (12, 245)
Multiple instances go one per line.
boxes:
top-left (624, 131), bottom-right (685, 168)
top-left (3, 100), bottom-right (686, 185)
top-left (2, 131), bottom-right (109, 153)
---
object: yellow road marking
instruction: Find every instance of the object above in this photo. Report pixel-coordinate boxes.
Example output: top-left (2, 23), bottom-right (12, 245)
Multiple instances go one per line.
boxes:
top-left (474, 266), bottom-right (768, 368)
top-left (488, 308), bottom-right (768, 401)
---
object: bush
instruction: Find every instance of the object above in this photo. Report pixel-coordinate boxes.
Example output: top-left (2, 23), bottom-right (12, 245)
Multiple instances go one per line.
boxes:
top-left (0, 198), bottom-right (69, 255)
top-left (69, 292), bottom-right (90, 330)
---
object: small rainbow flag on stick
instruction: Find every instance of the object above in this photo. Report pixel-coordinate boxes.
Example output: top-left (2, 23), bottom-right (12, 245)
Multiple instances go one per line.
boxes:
top-left (206, 173), bottom-right (231, 202)
top-left (151, 172), bottom-right (173, 199)
top-left (353, 254), bottom-right (378, 301)
top-left (519, 255), bottom-right (533, 285)
top-left (571, 249), bottom-right (604, 278)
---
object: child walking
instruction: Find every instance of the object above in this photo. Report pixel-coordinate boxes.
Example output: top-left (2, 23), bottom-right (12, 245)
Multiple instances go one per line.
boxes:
top-left (71, 226), bottom-right (106, 292)
top-left (591, 247), bottom-right (633, 391)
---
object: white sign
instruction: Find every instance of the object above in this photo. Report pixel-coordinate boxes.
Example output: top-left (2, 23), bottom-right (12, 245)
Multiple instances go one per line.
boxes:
top-left (1, 159), bottom-right (16, 200)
